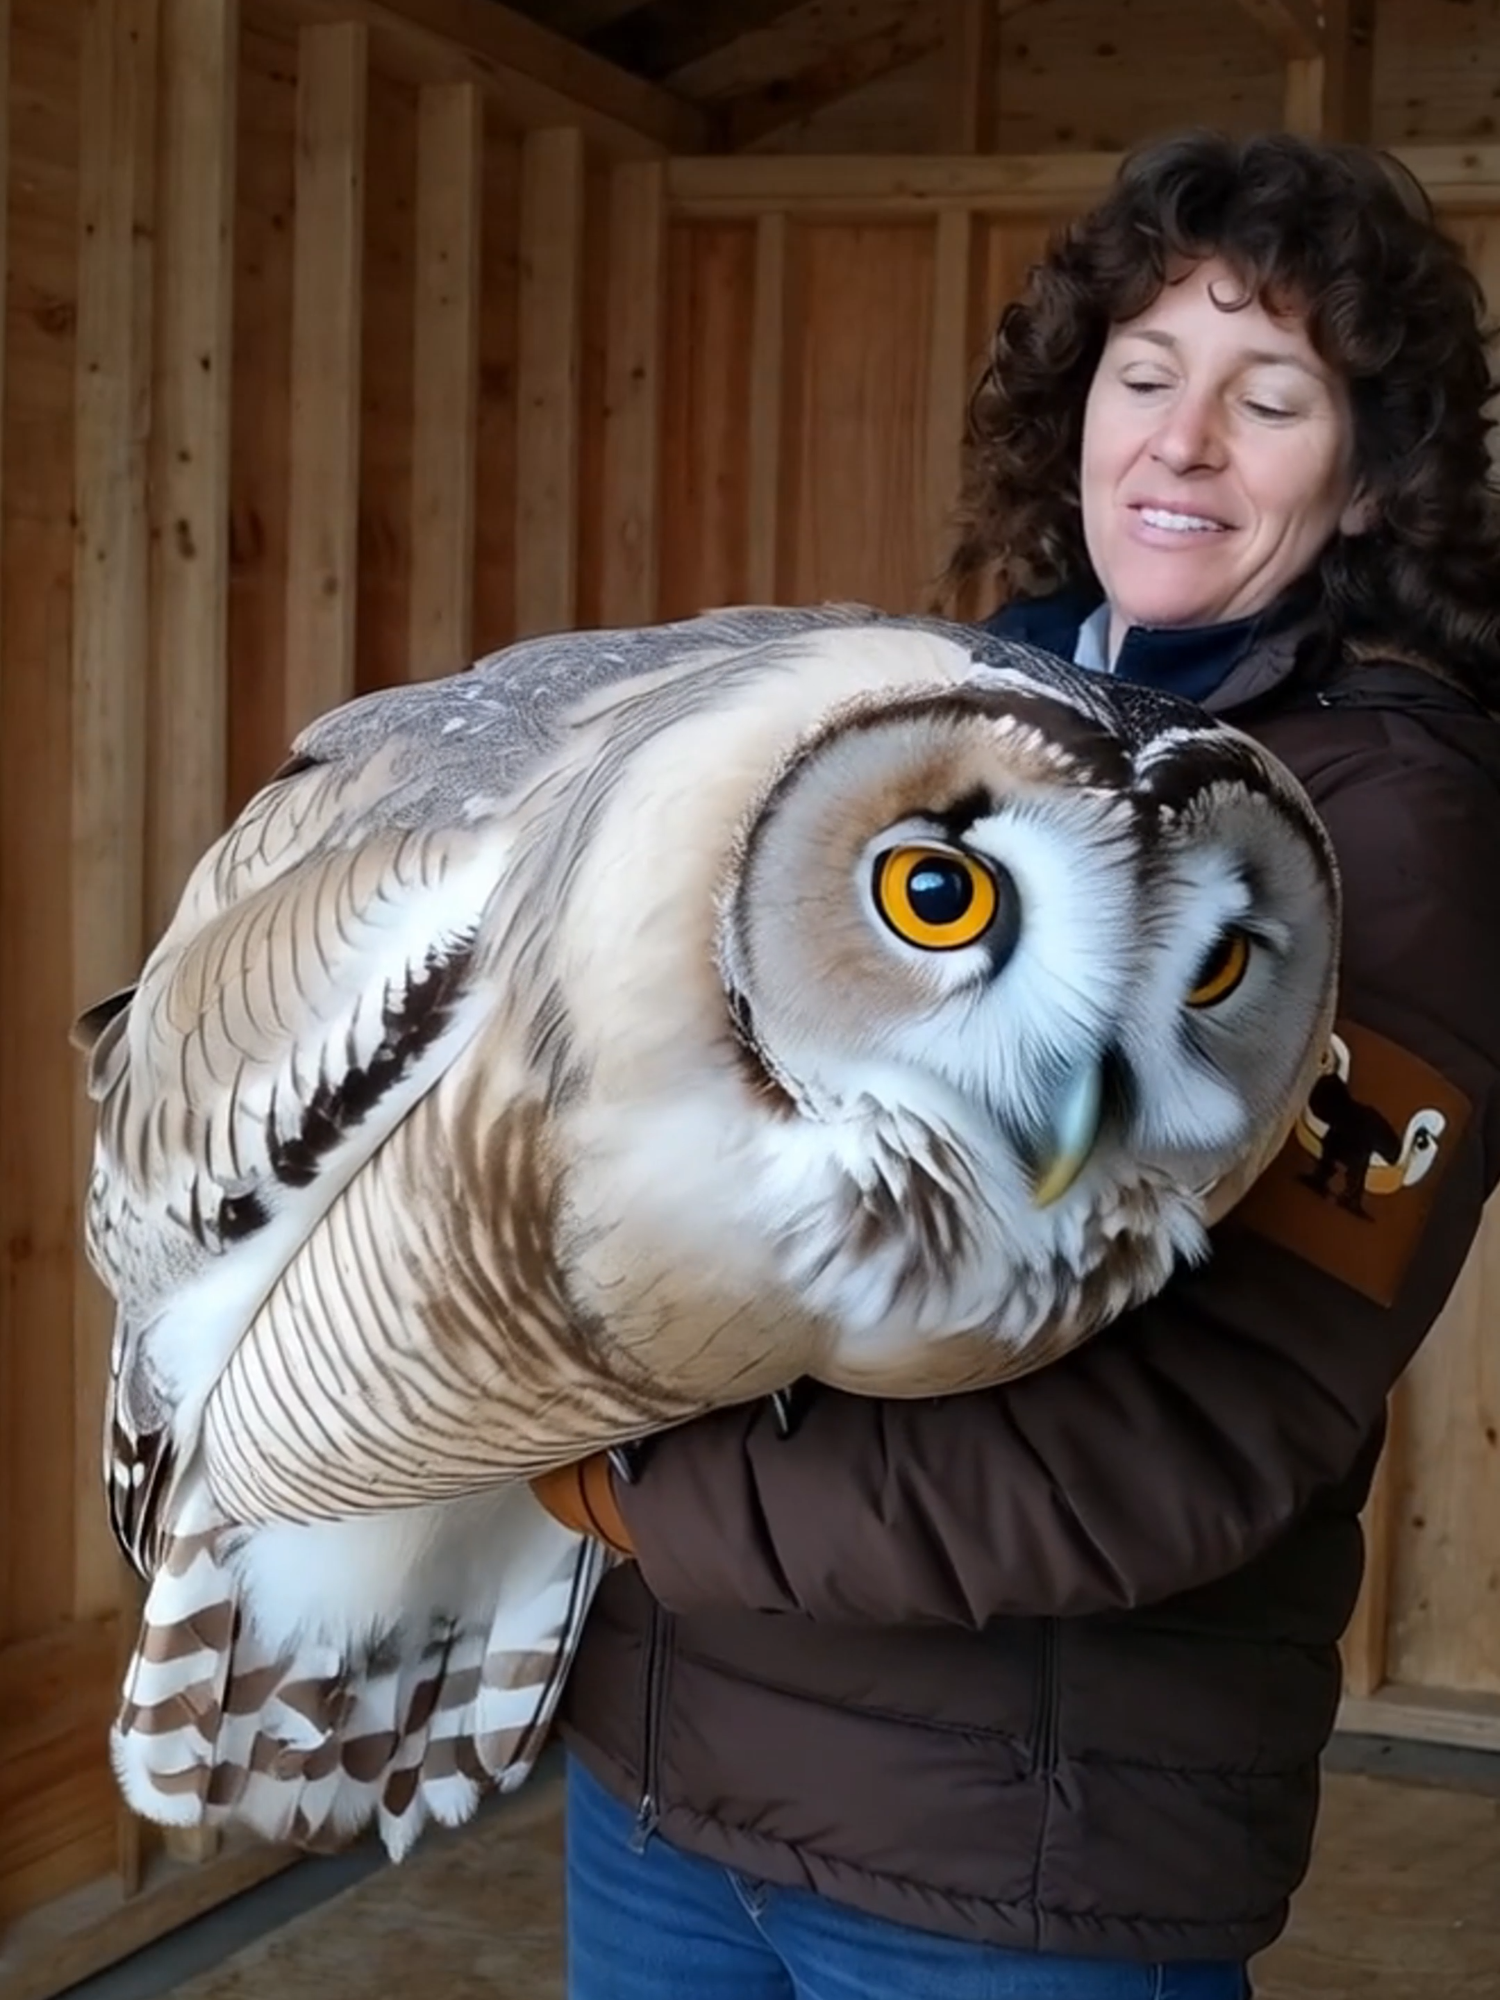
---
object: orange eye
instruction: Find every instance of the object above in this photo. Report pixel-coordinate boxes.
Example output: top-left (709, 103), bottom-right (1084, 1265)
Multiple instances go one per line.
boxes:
top-left (873, 847), bottom-right (999, 952)
top-left (1187, 928), bottom-right (1251, 1008)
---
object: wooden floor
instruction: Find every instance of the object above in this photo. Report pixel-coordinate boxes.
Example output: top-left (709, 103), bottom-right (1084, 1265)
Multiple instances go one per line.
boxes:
top-left (151, 1759), bottom-right (1500, 2000)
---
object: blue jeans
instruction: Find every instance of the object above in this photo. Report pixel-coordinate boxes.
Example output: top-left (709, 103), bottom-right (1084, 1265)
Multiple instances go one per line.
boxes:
top-left (564, 1756), bottom-right (1251, 1999)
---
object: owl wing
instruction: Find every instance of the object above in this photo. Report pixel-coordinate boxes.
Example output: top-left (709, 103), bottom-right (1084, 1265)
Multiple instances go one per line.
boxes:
top-left (79, 739), bottom-right (525, 1575)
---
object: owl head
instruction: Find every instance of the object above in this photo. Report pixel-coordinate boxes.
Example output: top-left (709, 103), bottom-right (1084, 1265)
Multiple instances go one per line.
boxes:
top-left (714, 645), bottom-right (1338, 1293)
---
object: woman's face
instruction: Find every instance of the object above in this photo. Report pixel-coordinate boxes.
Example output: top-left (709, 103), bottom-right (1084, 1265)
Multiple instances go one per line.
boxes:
top-left (1080, 255), bottom-right (1367, 658)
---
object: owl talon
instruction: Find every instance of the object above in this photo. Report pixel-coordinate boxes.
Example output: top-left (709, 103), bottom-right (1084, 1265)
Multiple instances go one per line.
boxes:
top-left (607, 1440), bottom-right (649, 1486)
top-left (769, 1381), bottom-right (813, 1440)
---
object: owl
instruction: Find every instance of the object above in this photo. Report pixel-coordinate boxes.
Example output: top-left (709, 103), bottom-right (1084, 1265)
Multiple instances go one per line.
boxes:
top-left (73, 603), bottom-right (1339, 1863)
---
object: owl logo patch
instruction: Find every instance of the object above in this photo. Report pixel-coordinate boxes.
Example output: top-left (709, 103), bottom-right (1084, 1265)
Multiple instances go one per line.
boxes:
top-left (1231, 1019), bottom-right (1471, 1306)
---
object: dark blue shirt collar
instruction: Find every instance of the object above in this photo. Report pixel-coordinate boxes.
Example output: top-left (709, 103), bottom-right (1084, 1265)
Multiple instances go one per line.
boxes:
top-left (981, 583), bottom-right (1302, 705)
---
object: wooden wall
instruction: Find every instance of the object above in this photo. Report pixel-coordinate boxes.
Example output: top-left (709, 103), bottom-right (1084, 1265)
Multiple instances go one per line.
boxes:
top-left (0, 1), bottom-right (693, 1991)
top-left (667, 0), bottom-right (1500, 158)
top-left (4, 2), bottom-right (1500, 1994)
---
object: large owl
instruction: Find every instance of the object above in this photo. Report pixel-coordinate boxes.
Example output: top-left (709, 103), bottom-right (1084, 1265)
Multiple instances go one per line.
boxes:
top-left (74, 605), bottom-right (1339, 1863)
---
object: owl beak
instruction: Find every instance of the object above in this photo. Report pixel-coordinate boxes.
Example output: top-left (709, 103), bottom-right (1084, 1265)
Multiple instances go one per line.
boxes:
top-left (1029, 1060), bottom-right (1106, 1208)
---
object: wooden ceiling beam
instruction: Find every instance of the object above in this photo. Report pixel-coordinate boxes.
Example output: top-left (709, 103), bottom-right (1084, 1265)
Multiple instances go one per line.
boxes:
top-left (1234, 0), bottom-right (1324, 61)
top-left (586, 0), bottom-right (808, 83)
top-left (717, 18), bottom-right (942, 152)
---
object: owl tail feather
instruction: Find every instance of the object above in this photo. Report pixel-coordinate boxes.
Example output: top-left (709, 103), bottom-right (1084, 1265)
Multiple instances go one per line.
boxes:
top-left (110, 1492), bottom-right (610, 1862)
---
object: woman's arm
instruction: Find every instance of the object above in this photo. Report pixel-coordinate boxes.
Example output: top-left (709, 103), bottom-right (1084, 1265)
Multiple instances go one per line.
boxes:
top-left (611, 722), bottom-right (1500, 1626)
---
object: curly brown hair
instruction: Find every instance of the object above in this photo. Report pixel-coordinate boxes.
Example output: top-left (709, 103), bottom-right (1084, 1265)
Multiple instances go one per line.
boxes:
top-left (945, 129), bottom-right (1500, 700)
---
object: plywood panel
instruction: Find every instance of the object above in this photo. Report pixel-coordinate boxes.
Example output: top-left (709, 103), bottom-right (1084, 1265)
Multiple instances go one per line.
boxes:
top-left (784, 221), bottom-right (936, 609)
top-left (657, 219), bottom-right (756, 618)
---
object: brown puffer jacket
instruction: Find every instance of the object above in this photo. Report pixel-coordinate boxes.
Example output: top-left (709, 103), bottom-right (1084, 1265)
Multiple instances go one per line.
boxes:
top-left (556, 606), bottom-right (1500, 1964)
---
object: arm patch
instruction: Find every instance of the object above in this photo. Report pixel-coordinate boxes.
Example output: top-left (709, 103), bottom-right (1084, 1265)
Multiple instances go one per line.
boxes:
top-left (1228, 1019), bottom-right (1472, 1307)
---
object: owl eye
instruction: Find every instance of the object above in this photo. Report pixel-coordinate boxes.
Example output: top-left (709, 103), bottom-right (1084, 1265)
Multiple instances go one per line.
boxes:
top-left (1186, 927), bottom-right (1251, 1008)
top-left (873, 846), bottom-right (1001, 952)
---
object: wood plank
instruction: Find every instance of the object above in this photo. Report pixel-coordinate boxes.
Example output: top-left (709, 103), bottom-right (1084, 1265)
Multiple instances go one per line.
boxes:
top-left (0, 1618), bottom-right (120, 1770)
top-left (1340, 1403), bottom-right (1400, 1700)
top-left (0, 1837), bottom-right (297, 2000)
top-left (70, 0), bottom-right (158, 1623)
top-left (599, 160), bottom-right (665, 626)
top-left (1337, 1682), bottom-right (1500, 1755)
top-left (225, 14), bottom-right (300, 812)
top-left (937, 0), bottom-right (999, 153)
top-left (657, 220), bottom-right (757, 621)
top-left (408, 80), bottom-right (482, 676)
top-left (146, 0), bottom-right (237, 937)
top-left (514, 126), bottom-right (586, 638)
top-left (1321, 0), bottom-right (1377, 144)
top-left (2, 0), bottom-right (88, 1648)
top-left (1232, 0), bottom-right (1323, 60)
top-left (1282, 55), bottom-right (1324, 138)
top-left (719, 18), bottom-right (942, 153)
top-left (923, 209), bottom-right (974, 610)
top-left (353, 66), bottom-right (417, 696)
top-left (666, 146), bottom-right (1500, 219)
top-left (253, 0), bottom-right (706, 155)
top-left (284, 21), bottom-right (368, 736)
top-left (472, 112), bottom-right (522, 655)
top-left (1382, 1194), bottom-right (1500, 1699)
top-left (784, 222), bottom-right (934, 611)
top-left (668, 151), bottom-right (1122, 219)
top-left (745, 213), bottom-right (790, 603)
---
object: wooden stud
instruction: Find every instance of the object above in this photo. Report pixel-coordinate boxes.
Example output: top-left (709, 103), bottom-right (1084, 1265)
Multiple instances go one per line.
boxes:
top-left (1281, 1), bottom-right (1377, 142)
top-left (146, 0), bottom-right (238, 940)
top-left (745, 213), bottom-right (790, 603)
top-left (938, 0), bottom-right (999, 154)
top-left (72, 0), bottom-right (158, 1634)
top-left (1282, 56), bottom-right (1324, 138)
top-left (515, 127), bottom-right (586, 639)
top-left (923, 210), bottom-right (974, 609)
top-left (285, 22), bottom-right (368, 734)
top-left (1232, 0), bottom-right (1323, 60)
top-left (409, 80), bottom-right (482, 676)
top-left (1320, 0), bottom-right (1377, 145)
top-left (600, 161), bottom-right (666, 627)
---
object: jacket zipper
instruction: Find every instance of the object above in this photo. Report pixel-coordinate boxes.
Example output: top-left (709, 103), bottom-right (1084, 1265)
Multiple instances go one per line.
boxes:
top-left (1030, 1617), bottom-right (1060, 1777)
top-left (630, 1600), bottom-right (670, 1851)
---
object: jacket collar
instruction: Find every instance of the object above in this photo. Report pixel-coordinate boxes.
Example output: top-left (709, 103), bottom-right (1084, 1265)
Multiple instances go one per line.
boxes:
top-left (980, 581), bottom-right (1332, 717)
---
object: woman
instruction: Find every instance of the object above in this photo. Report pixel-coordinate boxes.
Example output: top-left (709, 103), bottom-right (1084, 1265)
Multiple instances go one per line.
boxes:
top-left (538, 131), bottom-right (1500, 1997)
